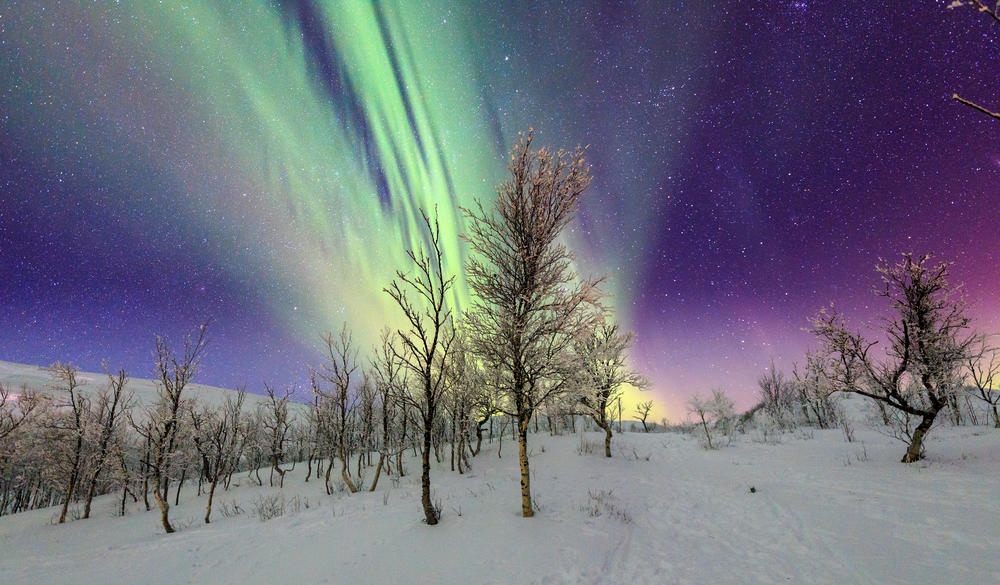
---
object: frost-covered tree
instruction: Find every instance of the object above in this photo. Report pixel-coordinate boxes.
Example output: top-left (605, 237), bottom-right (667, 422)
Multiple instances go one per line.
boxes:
top-left (791, 351), bottom-right (840, 429)
top-left (190, 388), bottom-right (245, 523)
top-left (463, 129), bottom-right (601, 517)
top-left (966, 336), bottom-right (1000, 427)
top-left (81, 366), bottom-right (132, 519)
top-left (575, 318), bottom-right (648, 457)
top-left (47, 363), bottom-right (88, 524)
top-left (757, 361), bottom-right (797, 428)
top-left (810, 254), bottom-right (975, 462)
top-left (367, 329), bottom-right (406, 492)
top-left (259, 384), bottom-right (294, 488)
top-left (311, 324), bottom-right (360, 495)
top-left (0, 382), bottom-right (38, 442)
top-left (687, 389), bottom-right (735, 450)
top-left (132, 323), bottom-right (209, 533)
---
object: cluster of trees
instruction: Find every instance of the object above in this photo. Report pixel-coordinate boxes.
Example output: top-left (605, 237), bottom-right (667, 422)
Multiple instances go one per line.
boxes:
top-left (734, 254), bottom-right (999, 463)
top-left (0, 130), bottom-right (649, 529)
top-left (384, 129), bottom-right (648, 521)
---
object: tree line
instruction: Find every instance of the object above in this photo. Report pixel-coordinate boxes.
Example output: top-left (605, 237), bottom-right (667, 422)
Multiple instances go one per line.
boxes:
top-left (706, 254), bottom-right (999, 464)
top-left (0, 129), bottom-right (649, 530)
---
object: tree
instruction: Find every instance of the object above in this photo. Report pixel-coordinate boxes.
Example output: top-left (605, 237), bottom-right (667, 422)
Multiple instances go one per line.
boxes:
top-left (367, 329), bottom-right (406, 492)
top-left (810, 254), bottom-right (975, 462)
top-left (757, 360), bottom-right (796, 428)
top-left (463, 129), bottom-right (602, 517)
top-left (259, 384), bottom-right (294, 488)
top-left (48, 363), bottom-right (88, 524)
top-left (967, 336), bottom-right (1000, 427)
top-left (948, 1), bottom-right (1000, 120)
top-left (575, 318), bottom-right (649, 456)
top-left (81, 366), bottom-right (132, 519)
top-left (791, 351), bottom-right (840, 429)
top-left (687, 389), bottom-right (734, 450)
top-left (311, 324), bottom-right (360, 495)
top-left (190, 388), bottom-right (245, 524)
top-left (634, 400), bottom-right (655, 432)
top-left (132, 323), bottom-right (209, 533)
top-left (384, 208), bottom-right (456, 525)
top-left (0, 382), bottom-right (38, 442)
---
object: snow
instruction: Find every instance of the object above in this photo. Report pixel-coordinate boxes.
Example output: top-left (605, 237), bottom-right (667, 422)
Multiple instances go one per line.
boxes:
top-left (0, 360), bottom-right (288, 412)
top-left (3, 419), bottom-right (999, 585)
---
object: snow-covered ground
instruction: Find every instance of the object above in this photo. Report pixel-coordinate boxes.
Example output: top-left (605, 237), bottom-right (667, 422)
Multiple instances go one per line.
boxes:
top-left (2, 412), bottom-right (998, 585)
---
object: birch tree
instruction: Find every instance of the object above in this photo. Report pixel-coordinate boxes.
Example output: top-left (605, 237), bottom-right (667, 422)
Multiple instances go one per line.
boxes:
top-left (575, 318), bottom-right (648, 457)
top-left (311, 325), bottom-right (360, 494)
top-left (133, 323), bottom-right (209, 533)
top-left (384, 208), bottom-right (456, 525)
top-left (810, 254), bottom-right (975, 462)
top-left (463, 129), bottom-right (602, 517)
top-left (81, 366), bottom-right (132, 519)
top-left (48, 363), bottom-right (88, 524)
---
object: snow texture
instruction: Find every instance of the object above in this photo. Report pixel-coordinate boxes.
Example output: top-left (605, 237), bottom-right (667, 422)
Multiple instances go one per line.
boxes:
top-left (1, 362), bottom-right (999, 584)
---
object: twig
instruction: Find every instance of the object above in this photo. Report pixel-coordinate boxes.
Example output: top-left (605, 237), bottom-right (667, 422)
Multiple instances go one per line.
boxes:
top-left (953, 93), bottom-right (1000, 120)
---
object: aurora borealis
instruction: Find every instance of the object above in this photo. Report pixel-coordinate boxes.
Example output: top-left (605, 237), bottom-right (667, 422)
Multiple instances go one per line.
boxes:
top-left (2, 2), bottom-right (999, 417)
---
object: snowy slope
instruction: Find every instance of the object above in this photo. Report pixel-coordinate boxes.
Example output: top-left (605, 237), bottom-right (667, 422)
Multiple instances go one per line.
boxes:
top-left (0, 359), bottom-right (293, 411)
top-left (2, 421), bottom-right (998, 585)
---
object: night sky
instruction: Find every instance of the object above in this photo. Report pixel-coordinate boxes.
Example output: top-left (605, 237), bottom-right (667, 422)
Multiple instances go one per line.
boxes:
top-left (2, 2), bottom-right (998, 418)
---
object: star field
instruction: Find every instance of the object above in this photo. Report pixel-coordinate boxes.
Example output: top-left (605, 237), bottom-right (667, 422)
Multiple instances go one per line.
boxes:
top-left (2, 2), bottom-right (998, 417)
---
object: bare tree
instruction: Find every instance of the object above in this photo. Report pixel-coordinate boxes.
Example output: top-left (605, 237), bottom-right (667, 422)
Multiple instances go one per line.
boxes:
top-left (575, 318), bottom-right (649, 457)
top-left (687, 389), bottom-right (735, 450)
top-left (367, 329), bottom-right (407, 492)
top-left (792, 351), bottom-right (840, 429)
top-left (190, 388), bottom-right (246, 523)
top-left (0, 382), bottom-right (38, 442)
top-left (810, 254), bottom-right (975, 462)
top-left (442, 330), bottom-right (476, 474)
top-left (48, 363), bottom-right (88, 524)
top-left (384, 208), bottom-right (456, 525)
top-left (757, 360), bottom-right (796, 428)
top-left (132, 323), bottom-right (209, 533)
top-left (948, 1), bottom-right (1000, 119)
top-left (634, 400), bottom-right (655, 432)
top-left (967, 335), bottom-right (1000, 427)
top-left (463, 129), bottom-right (602, 517)
top-left (311, 324), bottom-right (360, 495)
top-left (81, 366), bottom-right (132, 519)
top-left (259, 384), bottom-right (294, 488)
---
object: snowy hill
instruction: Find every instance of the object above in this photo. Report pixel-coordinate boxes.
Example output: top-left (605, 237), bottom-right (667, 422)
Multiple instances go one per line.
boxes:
top-left (0, 359), bottom-right (292, 411)
top-left (2, 419), bottom-right (998, 584)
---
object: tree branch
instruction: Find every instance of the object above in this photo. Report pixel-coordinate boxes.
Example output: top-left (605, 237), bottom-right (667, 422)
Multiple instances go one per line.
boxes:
top-left (953, 93), bottom-right (1000, 120)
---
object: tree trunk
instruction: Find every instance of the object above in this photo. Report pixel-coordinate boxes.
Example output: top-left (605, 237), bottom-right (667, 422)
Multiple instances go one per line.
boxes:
top-left (368, 453), bottom-right (385, 492)
top-left (339, 450), bottom-right (358, 494)
top-left (174, 467), bottom-right (186, 506)
top-left (420, 420), bottom-right (437, 525)
top-left (517, 417), bottom-right (533, 518)
top-left (902, 412), bottom-right (937, 463)
top-left (204, 478), bottom-right (218, 524)
top-left (324, 455), bottom-right (335, 495)
top-left (603, 423), bottom-right (613, 458)
top-left (700, 416), bottom-right (714, 450)
top-left (992, 404), bottom-right (1000, 429)
top-left (153, 475), bottom-right (174, 533)
top-left (82, 469), bottom-right (100, 519)
top-left (57, 462), bottom-right (80, 524)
